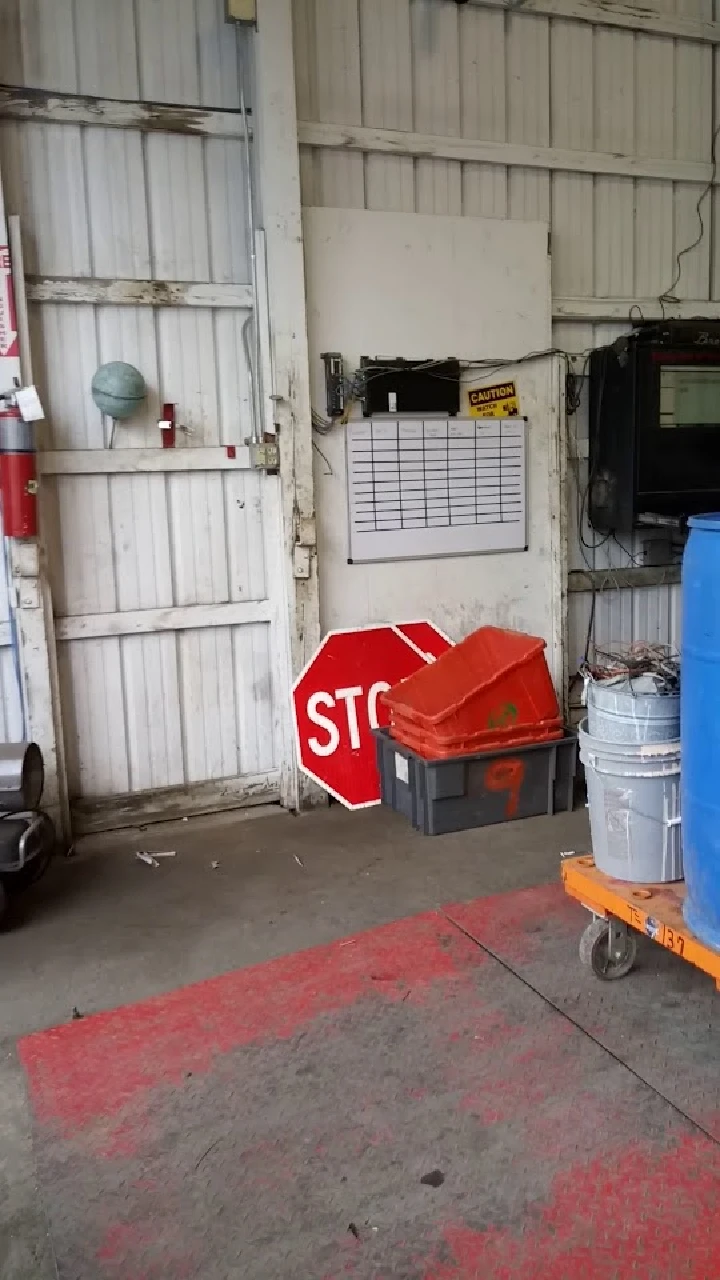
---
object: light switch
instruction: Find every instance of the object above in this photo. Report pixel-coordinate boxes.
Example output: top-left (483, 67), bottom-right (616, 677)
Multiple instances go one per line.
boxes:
top-left (225, 0), bottom-right (256, 23)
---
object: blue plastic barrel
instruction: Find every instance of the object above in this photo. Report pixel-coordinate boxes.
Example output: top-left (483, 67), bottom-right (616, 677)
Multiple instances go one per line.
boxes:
top-left (682, 513), bottom-right (720, 947)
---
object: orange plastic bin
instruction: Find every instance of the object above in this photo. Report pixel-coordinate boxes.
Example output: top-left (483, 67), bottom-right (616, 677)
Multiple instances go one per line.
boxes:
top-left (388, 717), bottom-right (563, 759)
top-left (382, 625), bottom-right (561, 750)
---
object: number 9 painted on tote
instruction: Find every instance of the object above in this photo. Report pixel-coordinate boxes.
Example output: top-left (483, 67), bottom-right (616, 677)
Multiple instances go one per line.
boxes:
top-left (484, 758), bottom-right (525, 819)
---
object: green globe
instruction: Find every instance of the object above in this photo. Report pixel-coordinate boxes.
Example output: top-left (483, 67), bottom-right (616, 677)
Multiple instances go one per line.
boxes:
top-left (91, 362), bottom-right (146, 420)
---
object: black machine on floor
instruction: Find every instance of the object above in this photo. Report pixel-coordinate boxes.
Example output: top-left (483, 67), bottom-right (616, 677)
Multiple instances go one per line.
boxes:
top-left (0, 742), bottom-right (55, 926)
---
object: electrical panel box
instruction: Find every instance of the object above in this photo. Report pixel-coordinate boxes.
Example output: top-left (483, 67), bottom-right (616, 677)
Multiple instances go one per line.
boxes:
top-left (360, 357), bottom-right (460, 417)
top-left (225, 0), bottom-right (256, 23)
top-left (321, 351), bottom-right (345, 418)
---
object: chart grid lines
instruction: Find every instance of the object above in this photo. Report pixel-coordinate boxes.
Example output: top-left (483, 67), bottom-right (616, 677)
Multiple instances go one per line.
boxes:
top-left (346, 417), bottom-right (527, 564)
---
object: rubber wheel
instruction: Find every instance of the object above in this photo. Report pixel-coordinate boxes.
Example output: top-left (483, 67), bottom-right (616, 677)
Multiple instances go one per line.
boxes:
top-left (2, 813), bottom-right (56, 893)
top-left (0, 879), bottom-right (8, 931)
top-left (579, 917), bottom-right (637, 980)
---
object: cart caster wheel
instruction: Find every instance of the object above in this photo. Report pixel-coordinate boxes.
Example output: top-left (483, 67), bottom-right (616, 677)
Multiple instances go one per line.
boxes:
top-left (0, 880), bottom-right (8, 931)
top-left (580, 917), bottom-right (637, 980)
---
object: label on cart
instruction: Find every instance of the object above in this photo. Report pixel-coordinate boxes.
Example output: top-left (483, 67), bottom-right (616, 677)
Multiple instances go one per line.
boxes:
top-left (660, 923), bottom-right (685, 957)
top-left (394, 753), bottom-right (409, 785)
top-left (644, 916), bottom-right (661, 942)
top-left (629, 904), bottom-right (686, 958)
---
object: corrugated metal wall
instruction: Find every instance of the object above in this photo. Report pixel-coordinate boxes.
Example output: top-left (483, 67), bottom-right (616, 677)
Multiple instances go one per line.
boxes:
top-left (0, 0), bottom-right (291, 823)
top-left (292, 0), bottom-right (710, 678)
top-left (0, 564), bottom-right (24, 743)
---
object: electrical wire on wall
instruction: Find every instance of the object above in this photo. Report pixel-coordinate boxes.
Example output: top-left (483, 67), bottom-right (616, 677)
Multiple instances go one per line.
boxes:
top-left (658, 119), bottom-right (720, 316)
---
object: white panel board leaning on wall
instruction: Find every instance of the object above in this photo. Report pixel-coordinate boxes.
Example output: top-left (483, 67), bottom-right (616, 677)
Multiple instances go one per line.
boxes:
top-left (303, 208), bottom-right (565, 687)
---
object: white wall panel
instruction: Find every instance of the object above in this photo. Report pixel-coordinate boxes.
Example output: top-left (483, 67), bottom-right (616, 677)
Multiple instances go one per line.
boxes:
top-left (206, 140), bottom-right (250, 283)
top-left (315, 0), bottom-right (365, 208)
top-left (74, 0), bottom-right (140, 97)
top-left (29, 304), bottom-right (101, 449)
top-left (0, 649), bottom-right (24, 744)
top-left (8, 0), bottom-right (76, 92)
top-left (412, 0), bottom-right (461, 215)
top-left (155, 310), bottom-right (222, 444)
top-left (0, 561), bottom-right (24, 743)
top-left (0, 123), bottom-right (90, 276)
top-left (47, 470), bottom-right (271, 618)
top-left (360, 0), bottom-right (414, 213)
top-left (85, 131), bottom-right (150, 280)
top-left (110, 475), bottom-right (174, 613)
top-left (460, 4), bottom-right (507, 221)
top-left (1, 0), bottom-right (242, 105)
top-left (122, 632), bottom-right (184, 791)
top-left (58, 638), bottom-right (130, 798)
top-left (146, 135), bottom-right (212, 282)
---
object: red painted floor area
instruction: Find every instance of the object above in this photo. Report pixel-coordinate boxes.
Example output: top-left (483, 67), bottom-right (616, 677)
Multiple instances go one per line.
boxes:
top-left (19, 884), bottom-right (720, 1279)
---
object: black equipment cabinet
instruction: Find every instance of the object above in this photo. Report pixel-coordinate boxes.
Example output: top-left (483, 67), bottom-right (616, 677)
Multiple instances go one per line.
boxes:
top-left (589, 320), bottom-right (720, 532)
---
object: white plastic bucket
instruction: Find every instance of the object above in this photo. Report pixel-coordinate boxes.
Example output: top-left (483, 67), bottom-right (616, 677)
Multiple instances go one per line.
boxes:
top-left (586, 674), bottom-right (680, 745)
top-left (579, 721), bottom-right (682, 883)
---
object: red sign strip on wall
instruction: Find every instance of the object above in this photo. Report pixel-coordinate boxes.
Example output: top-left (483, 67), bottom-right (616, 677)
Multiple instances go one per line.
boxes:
top-left (0, 176), bottom-right (20, 392)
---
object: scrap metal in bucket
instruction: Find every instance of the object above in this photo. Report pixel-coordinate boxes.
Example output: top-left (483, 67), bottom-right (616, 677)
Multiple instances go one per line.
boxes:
top-left (583, 641), bottom-right (680, 694)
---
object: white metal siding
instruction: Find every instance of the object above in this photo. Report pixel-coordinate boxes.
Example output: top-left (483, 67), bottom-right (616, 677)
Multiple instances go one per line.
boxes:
top-left (0, 0), bottom-right (290, 820)
top-left (293, 0), bottom-right (705, 667)
top-left (0, 567), bottom-right (24, 743)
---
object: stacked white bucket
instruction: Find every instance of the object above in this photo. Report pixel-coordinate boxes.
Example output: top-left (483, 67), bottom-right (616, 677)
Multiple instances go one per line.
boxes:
top-left (579, 675), bottom-right (682, 883)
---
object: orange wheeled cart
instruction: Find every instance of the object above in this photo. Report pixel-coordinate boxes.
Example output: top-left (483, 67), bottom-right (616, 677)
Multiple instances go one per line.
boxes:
top-left (562, 854), bottom-right (720, 988)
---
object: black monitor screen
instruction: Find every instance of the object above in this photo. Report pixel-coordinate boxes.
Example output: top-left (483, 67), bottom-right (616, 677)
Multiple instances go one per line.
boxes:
top-left (659, 365), bottom-right (720, 429)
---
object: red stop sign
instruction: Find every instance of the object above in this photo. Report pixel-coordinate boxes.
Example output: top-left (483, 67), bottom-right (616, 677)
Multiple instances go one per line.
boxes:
top-left (292, 624), bottom-right (451, 809)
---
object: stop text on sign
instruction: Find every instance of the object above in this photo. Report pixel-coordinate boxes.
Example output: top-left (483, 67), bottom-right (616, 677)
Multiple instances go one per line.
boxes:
top-left (306, 682), bottom-right (389, 756)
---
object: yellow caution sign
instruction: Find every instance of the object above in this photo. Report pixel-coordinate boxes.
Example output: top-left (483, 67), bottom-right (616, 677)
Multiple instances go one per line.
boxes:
top-left (468, 380), bottom-right (520, 419)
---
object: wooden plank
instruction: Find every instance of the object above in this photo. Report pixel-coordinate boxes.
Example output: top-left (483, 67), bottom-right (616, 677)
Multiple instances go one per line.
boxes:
top-left (26, 276), bottom-right (253, 308)
top-left (0, 85), bottom-right (251, 138)
top-left (71, 774), bottom-right (280, 835)
top-left (55, 600), bottom-right (273, 642)
top-left (255, 0), bottom-right (320, 810)
top-left (555, 296), bottom-right (720, 322)
top-left (568, 565), bottom-right (681, 592)
top-left (468, 0), bottom-right (720, 45)
top-left (38, 447), bottom-right (252, 476)
top-left (298, 121), bottom-right (716, 188)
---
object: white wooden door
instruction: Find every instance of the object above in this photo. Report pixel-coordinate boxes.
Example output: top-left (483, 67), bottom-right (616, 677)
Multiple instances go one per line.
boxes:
top-left (0, 1), bottom-right (294, 831)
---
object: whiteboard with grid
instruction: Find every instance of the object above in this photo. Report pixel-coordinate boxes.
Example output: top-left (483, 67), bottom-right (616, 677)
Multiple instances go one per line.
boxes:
top-left (346, 417), bottom-right (527, 563)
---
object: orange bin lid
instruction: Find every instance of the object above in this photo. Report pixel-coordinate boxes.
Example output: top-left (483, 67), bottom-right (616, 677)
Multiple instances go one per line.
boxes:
top-left (382, 625), bottom-right (557, 730)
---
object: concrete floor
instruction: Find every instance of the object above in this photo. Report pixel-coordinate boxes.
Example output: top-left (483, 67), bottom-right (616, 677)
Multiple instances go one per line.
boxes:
top-left (0, 802), bottom-right (589, 1279)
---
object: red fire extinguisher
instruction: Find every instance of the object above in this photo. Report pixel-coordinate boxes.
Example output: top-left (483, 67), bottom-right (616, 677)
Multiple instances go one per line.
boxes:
top-left (0, 400), bottom-right (37, 538)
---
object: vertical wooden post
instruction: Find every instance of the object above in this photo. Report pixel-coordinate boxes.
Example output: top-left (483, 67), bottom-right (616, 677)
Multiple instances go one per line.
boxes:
top-left (252, 0), bottom-right (321, 807)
